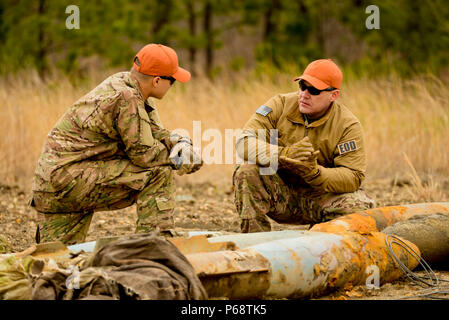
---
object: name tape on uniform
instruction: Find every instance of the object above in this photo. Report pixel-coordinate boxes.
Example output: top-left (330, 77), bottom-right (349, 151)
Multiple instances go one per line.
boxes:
top-left (255, 105), bottom-right (272, 117)
top-left (338, 140), bottom-right (358, 155)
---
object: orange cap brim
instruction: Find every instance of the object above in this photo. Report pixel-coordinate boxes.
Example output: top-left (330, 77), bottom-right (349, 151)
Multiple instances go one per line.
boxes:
top-left (294, 74), bottom-right (329, 90)
top-left (172, 67), bottom-right (191, 83)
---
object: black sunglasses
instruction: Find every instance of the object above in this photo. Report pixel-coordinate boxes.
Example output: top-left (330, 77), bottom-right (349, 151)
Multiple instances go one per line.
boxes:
top-left (159, 76), bottom-right (176, 85)
top-left (298, 80), bottom-right (336, 95)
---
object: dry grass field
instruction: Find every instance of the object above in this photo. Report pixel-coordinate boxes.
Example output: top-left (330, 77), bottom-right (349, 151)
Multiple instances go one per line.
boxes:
top-left (1, 70), bottom-right (448, 197)
top-left (1, 70), bottom-right (449, 299)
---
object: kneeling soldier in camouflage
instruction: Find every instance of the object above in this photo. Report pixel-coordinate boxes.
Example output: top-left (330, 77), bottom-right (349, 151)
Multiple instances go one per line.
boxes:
top-left (234, 59), bottom-right (376, 233)
top-left (31, 44), bottom-right (202, 244)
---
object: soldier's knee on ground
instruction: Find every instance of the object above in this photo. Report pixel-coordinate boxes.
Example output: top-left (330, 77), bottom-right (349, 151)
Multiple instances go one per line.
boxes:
top-left (320, 189), bottom-right (377, 222)
top-left (35, 210), bottom-right (93, 245)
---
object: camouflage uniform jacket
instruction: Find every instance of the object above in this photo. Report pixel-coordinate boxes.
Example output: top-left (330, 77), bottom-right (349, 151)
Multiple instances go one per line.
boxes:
top-left (33, 71), bottom-right (171, 193)
top-left (239, 92), bottom-right (367, 194)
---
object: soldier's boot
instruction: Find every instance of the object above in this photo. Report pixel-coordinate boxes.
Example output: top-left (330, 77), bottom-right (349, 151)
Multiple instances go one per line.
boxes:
top-left (233, 164), bottom-right (292, 233)
top-left (240, 218), bottom-right (270, 233)
top-left (35, 210), bottom-right (94, 245)
top-left (135, 166), bottom-right (176, 234)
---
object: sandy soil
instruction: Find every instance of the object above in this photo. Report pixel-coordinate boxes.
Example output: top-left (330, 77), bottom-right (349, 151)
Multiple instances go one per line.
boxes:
top-left (1, 176), bottom-right (449, 300)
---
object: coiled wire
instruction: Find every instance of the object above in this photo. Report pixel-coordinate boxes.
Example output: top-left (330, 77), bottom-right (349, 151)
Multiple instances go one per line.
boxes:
top-left (385, 234), bottom-right (449, 300)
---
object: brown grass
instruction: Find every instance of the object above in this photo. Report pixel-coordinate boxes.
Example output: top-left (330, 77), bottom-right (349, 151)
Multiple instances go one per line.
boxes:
top-left (402, 152), bottom-right (445, 202)
top-left (1, 70), bottom-right (448, 193)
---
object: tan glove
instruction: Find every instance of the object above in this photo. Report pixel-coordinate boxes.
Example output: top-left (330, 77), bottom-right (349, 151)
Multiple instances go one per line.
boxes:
top-left (279, 149), bottom-right (320, 181)
top-left (279, 136), bottom-right (316, 161)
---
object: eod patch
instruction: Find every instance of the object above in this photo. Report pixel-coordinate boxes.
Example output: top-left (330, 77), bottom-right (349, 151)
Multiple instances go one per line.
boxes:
top-left (337, 140), bottom-right (357, 155)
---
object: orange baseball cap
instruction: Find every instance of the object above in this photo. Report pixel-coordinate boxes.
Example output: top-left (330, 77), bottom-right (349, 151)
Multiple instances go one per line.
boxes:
top-left (133, 44), bottom-right (191, 83)
top-left (294, 59), bottom-right (342, 90)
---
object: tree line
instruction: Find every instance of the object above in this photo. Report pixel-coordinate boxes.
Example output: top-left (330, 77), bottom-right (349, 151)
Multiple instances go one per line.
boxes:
top-left (0, 0), bottom-right (448, 78)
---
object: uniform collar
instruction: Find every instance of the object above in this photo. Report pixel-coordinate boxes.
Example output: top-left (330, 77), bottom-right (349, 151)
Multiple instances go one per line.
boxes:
top-left (286, 100), bottom-right (335, 127)
top-left (127, 72), bottom-right (144, 99)
top-left (286, 100), bottom-right (305, 124)
top-left (127, 72), bottom-right (155, 112)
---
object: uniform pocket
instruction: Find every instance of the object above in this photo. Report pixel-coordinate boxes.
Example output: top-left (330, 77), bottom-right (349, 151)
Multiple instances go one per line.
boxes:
top-left (155, 197), bottom-right (175, 211)
top-left (138, 106), bottom-right (154, 147)
top-left (50, 167), bottom-right (76, 192)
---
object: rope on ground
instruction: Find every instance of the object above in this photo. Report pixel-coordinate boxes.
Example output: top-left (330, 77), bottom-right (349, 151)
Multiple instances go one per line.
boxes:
top-left (385, 234), bottom-right (449, 300)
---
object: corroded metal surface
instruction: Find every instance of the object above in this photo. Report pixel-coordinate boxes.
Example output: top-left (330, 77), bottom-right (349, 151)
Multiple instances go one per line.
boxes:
top-left (67, 230), bottom-right (308, 254)
top-left (35, 202), bottom-right (449, 300)
top-left (186, 247), bottom-right (271, 299)
top-left (252, 231), bottom-right (343, 298)
top-left (310, 202), bottom-right (449, 234)
top-left (208, 230), bottom-right (307, 248)
top-left (188, 231), bottom-right (420, 299)
top-left (14, 241), bottom-right (71, 262)
top-left (382, 213), bottom-right (449, 265)
top-left (168, 235), bottom-right (236, 255)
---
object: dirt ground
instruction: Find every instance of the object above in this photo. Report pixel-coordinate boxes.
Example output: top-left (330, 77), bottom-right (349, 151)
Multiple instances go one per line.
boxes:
top-left (1, 176), bottom-right (449, 300)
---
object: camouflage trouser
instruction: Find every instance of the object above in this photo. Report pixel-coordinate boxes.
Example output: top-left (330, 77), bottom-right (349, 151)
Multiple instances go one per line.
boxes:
top-left (32, 159), bottom-right (175, 245)
top-left (233, 164), bottom-right (377, 233)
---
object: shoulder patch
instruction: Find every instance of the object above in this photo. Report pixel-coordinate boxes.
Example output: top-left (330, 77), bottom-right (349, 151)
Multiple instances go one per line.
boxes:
top-left (255, 105), bottom-right (272, 116)
top-left (337, 140), bottom-right (358, 155)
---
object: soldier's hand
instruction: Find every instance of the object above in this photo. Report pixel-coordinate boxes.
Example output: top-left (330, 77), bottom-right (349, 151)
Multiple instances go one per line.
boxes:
top-left (162, 133), bottom-right (192, 151)
top-left (280, 136), bottom-right (316, 161)
top-left (279, 149), bottom-right (320, 180)
top-left (169, 141), bottom-right (203, 175)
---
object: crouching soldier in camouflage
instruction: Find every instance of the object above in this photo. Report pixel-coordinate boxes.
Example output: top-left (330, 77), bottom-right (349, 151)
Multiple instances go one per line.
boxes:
top-left (31, 44), bottom-right (202, 244)
top-left (234, 59), bottom-right (376, 233)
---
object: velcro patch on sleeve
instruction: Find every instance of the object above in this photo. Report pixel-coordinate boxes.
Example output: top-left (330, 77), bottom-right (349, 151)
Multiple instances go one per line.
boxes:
top-left (255, 105), bottom-right (272, 116)
top-left (337, 140), bottom-right (358, 155)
